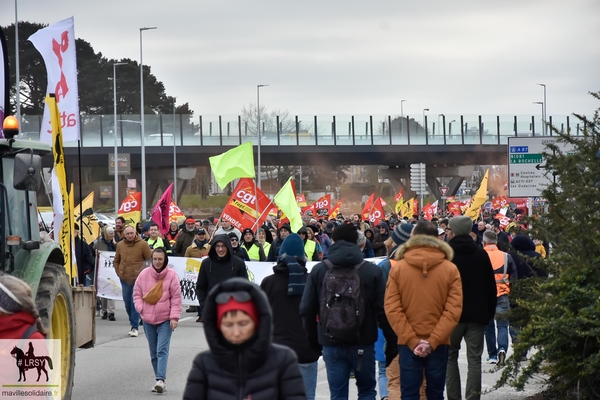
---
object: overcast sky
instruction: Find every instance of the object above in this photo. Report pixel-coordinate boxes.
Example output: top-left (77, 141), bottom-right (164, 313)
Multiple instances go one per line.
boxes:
top-left (3, 0), bottom-right (599, 118)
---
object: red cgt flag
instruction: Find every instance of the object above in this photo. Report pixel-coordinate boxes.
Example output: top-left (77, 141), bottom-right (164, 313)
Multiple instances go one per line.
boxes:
top-left (394, 189), bottom-right (404, 203)
top-left (368, 197), bottom-right (385, 226)
top-left (329, 199), bottom-right (343, 219)
top-left (220, 178), bottom-right (273, 231)
top-left (361, 193), bottom-right (375, 221)
top-left (314, 194), bottom-right (331, 218)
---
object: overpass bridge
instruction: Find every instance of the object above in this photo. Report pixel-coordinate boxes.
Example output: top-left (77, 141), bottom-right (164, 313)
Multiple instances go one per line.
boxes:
top-left (22, 112), bottom-right (577, 209)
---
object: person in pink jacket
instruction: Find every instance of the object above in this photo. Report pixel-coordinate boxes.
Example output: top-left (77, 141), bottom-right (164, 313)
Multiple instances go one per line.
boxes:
top-left (134, 248), bottom-right (182, 394)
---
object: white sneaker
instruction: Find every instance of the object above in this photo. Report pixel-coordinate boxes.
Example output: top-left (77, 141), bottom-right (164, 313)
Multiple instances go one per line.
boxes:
top-left (128, 328), bottom-right (138, 337)
top-left (154, 380), bottom-right (166, 393)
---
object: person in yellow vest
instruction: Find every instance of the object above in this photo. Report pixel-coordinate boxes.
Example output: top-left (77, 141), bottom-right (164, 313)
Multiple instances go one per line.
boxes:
top-left (297, 226), bottom-right (321, 261)
top-left (482, 230), bottom-right (518, 366)
top-left (256, 228), bottom-right (271, 257)
top-left (240, 228), bottom-right (266, 261)
top-left (146, 222), bottom-right (172, 254)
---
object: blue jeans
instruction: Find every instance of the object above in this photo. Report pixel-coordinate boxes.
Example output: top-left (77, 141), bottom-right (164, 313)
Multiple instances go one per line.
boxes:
top-left (399, 344), bottom-right (448, 400)
top-left (120, 280), bottom-right (140, 329)
top-left (484, 295), bottom-right (510, 358)
top-left (143, 321), bottom-right (173, 381)
top-left (377, 360), bottom-right (388, 399)
top-left (298, 361), bottom-right (318, 400)
top-left (322, 345), bottom-right (377, 400)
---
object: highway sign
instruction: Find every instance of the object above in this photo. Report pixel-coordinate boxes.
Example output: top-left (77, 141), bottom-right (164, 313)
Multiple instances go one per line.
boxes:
top-left (507, 137), bottom-right (574, 197)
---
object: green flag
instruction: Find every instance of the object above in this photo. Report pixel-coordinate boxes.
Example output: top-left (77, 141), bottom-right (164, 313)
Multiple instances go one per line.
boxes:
top-left (274, 177), bottom-right (303, 232)
top-left (209, 142), bottom-right (255, 189)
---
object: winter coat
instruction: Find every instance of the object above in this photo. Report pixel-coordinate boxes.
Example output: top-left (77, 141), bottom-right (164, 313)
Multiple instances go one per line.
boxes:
top-left (196, 235), bottom-right (249, 311)
top-left (448, 235), bottom-right (497, 325)
top-left (0, 311), bottom-right (45, 339)
top-left (231, 245), bottom-right (250, 261)
top-left (267, 237), bottom-right (284, 261)
top-left (185, 239), bottom-right (210, 258)
top-left (372, 225), bottom-right (389, 257)
top-left (75, 236), bottom-right (95, 280)
top-left (299, 240), bottom-right (397, 347)
top-left (94, 235), bottom-right (116, 252)
top-left (183, 278), bottom-right (306, 400)
top-left (509, 235), bottom-right (547, 279)
top-left (173, 228), bottom-right (197, 257)
top-left (362, 239), bottom-right (375, 258)
top-left (133, 265), bottom-right (182, 325)
top-left (113, 233), bottom-right (152, 284)
top-left (385, 234), bottom-right (463, 350)
top-left (260, 257), bottom-right (321, 364)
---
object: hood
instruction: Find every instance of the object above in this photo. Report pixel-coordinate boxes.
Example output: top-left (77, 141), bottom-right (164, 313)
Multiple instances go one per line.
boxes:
top-left (396, 234), bottom-right (454, 277)
top-left (203, 278), bottom-right (272, 372)
top-left (0, 311), bottom-right (37, 335)
top-left (326, 240), bottom-right (364, 266)
top-left (208, 234), bottom-right (234, 261)
top-left (273, 255), bottom-right (307, 274)
top-left (448, 234), bottom-right (480, 255)
top-left (511, 234), bottom-right (536, 252)
top-left (378, 223), bottom-right (390, 235)
top-left (364, 228), bottom-right (375, 240)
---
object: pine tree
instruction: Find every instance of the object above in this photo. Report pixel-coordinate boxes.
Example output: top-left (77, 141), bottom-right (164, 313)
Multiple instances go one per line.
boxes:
top-left (495, 92), bottom-right (600, 398)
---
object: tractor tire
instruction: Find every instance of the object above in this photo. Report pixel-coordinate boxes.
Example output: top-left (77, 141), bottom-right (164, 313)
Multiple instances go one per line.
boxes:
top-left (36, 262), bottom-right (76, 400)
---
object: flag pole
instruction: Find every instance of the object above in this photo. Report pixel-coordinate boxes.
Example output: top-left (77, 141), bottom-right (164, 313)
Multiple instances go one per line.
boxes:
top-left (251, 199), bottom-right (274, 231)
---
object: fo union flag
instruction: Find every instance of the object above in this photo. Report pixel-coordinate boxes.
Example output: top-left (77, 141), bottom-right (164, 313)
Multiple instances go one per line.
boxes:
top-left (29, 17), bottom-right (80, 145)
top-left (220, 179), bottom-right (272, 231)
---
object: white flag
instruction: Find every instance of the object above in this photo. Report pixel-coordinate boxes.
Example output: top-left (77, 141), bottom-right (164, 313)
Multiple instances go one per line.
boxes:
top-left (29, 17), bottom-right (80, 145)
top-left (432, 200), bottom-right (439, 215)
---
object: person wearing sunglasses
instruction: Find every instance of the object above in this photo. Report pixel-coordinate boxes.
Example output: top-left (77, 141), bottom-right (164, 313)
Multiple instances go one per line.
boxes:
top-left (195, 234), bottom-right (248, 323)
top-left (183, 278), bottom-right (306, 400)
top-left (228, 232), bottom-right (250, 261)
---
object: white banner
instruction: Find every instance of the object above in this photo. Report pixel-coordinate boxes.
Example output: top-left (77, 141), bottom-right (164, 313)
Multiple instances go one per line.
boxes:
top-left (28, 17), bottom-right (80, 145)
top-left (96, 252), bottom-right (385, 306)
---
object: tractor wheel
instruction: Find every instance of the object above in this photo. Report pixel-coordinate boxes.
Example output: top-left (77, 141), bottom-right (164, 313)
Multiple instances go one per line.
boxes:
top-left (36, 263), bottom-right (76, 400)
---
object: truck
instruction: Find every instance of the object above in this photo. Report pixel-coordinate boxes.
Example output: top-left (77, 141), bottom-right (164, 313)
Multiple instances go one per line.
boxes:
top-left (1, 115), bottom-right (95, 399)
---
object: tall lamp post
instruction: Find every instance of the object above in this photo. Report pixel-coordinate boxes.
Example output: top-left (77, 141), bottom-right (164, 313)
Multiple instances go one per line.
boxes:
top-left (401, 99), bottom-right (407, 117)
top-left (423, 108), bottom-right (429, 135)
top-left (140, 26), bottom-right (157, 219)
top-left (113, 62), bottom-right (127, 216)
top-left (537, 83), bottom-right (547, 135)
top-left (533, 102), bottom-right (544, 135)
top-left (172, 97), bottom-right (177, 202)
top-left (14, 0), bottom-right (21, 126)
top-left (256, 84), bottom-right (268, 189)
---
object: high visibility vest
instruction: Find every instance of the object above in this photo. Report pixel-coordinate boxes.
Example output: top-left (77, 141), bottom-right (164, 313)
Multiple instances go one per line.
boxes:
top-left (147, 237), bottom-right (171, 253)
top-left (246, 243), bottom-right (262, 261)
top-left (484, 245), bottom-right (510, 296)
top-left (261, 242), bottom-right (271, 257)
top-left (304, 240), bottom-right (316, 260)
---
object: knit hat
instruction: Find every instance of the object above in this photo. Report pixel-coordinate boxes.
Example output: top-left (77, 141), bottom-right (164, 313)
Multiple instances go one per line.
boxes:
top-left (449, 216), bottom-right (473, 236)
top-left (217, 296), bottom-right (259, 328)
top-left (0, 281), bottom-right (22, 314)
top-left (391, 222), bottom-right (413, 245)
top-left (242, 228), bottom-right (254, 237)
top-left (278, 233), bottom-right (305, 259)
top-left (325, 222), bottom-right (335, 234)
top-left (331, 222), bottom-right (359, 244)
top-left (185, 217), bottom-right (196, 224)
top-left (279, 224), bottom-right (291, 234)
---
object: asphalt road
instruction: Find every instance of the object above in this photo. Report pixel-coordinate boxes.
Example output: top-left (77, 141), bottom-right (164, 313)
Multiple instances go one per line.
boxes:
top-left (71, 301), bottom-right (545, 399)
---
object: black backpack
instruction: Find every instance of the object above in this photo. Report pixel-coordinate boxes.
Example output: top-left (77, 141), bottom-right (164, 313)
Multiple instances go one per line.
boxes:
top-left (319, 259), bottom-right (366, 344)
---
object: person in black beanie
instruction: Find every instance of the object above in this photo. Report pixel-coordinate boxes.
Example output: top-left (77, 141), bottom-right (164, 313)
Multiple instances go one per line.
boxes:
top-left (300, 222), bottom-right (398, 399)
top-left (260, 233), bottom-right (320, 400)
top-left (267, 224), bottom-right (292, 261)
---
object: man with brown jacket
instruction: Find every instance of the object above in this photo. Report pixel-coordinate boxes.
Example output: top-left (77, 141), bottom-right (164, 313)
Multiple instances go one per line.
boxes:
top-left (385, 220), bottom-right (463, 399)
top-left (114, 225), bottom-right (152, 337)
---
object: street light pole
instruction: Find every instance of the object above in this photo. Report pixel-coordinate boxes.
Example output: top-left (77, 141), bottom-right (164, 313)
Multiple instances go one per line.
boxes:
top-left (401, 99), bottom-right (407, 117)
top-left (256, 84), bottom-right (268, 189)
top-left (140, 26), bottom-right (157, 219)
top-left (423, 108), bottom-right (429, 135)
top-left (533, 102), bottom-right (544, 135)
top-left (14, 0), bottom-right (21, 125)
top-left (538, 83), bottom-right (546, 135)
top-left (113, 62), bottom-right (127, 216)
top-left (173, 97), bottom-right (177, 202)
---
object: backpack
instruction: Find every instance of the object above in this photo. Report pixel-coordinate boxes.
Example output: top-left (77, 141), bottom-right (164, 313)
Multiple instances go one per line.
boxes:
top-left (319, 259), bottom-right (366, 344)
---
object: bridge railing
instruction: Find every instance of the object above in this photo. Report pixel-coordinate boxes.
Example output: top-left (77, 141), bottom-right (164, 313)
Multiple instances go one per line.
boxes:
top-left (17, 113), bottom-right (581, 148)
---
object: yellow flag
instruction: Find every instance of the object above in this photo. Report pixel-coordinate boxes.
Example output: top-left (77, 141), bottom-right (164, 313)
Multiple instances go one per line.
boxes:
top-left (464, 169), bottom-right (489, 220)
top-left (400, 197), bottom-right (413, 218)
top-left (68, 184), bottom-right (78, 279)
top-left (47, 94), bottom-right (75, 279)
top-left (209, 142), bottom-right (255, 190)
top-left (395, 199), bottom-right (404, 215)
top-left (274, 178), bottom-right (303, 232)
top-left (74, 192), bottom-right (101, 245)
